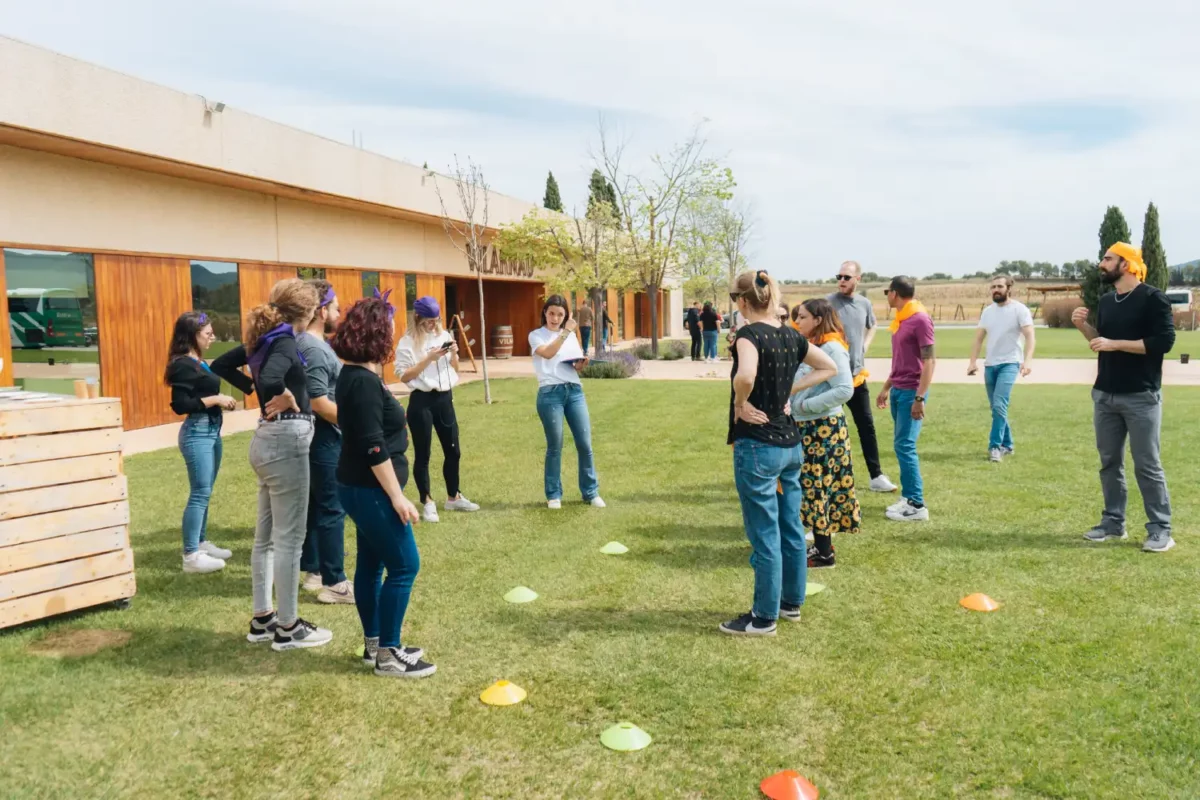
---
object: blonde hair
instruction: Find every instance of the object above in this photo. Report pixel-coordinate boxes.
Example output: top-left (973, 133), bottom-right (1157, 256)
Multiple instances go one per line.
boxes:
top-left (412, 313), bottom-right (444, 353)
top-left (730, 269), bottom-right (780, 313)
top-left (244, 278), bottom-right (320, 354)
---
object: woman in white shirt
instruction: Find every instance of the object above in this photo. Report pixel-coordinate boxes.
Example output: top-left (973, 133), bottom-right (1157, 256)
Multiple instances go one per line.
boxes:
top-left (394, 296), bottom-right (480, 522)
top-left (529, 294), bottom-right (605, 510)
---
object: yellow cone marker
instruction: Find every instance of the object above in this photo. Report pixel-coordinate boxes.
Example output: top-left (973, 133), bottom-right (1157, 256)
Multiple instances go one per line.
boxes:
top-left (480, 680), bottom-right (527, 706)
top-left (504, 586), bottom-right (538, 604)
top-left (600, 541), bottom-right (629, 555)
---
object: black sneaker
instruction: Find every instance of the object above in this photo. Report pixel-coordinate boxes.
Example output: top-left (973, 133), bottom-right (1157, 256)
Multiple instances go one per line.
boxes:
top-left (246, 612), bottom-right (277, 643)
top-left (374, 646), bottom-right (437, 679)
top-left (779, 602), bottom-right (802, 622)
top-left (271, 618), bottom-right (333, 652)
top-left (808, 551), bottom-right (836, 569)
top-left (719, 612), bottom-right (777, 636)
top-left (361, 636), bottom-right (423, 666)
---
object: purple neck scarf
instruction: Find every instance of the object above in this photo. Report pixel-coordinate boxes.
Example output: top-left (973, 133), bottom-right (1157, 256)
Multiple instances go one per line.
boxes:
top-left (247, 322), bottom-right (306, 383)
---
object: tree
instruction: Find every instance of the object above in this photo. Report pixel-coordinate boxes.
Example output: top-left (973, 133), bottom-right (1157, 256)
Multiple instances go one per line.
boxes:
top-left (1142, 202), bottom-right (1169, 290)
top-left (677, 197), bottom-right (731, 304)
top-left (594, 120), bottom-right (734, 356)
top-left (1083, 206), bottom-right (1131, 319)
top-left (712, 200), bottom-right (753, 318)
top-left (587, 169), bottom-right (621, 226)
top-left (433, 156), bottom-right (494, 404)
top-left (543, 171), bottom-right (563, 212)
top-left (494, 201), bottom-right (636, 358)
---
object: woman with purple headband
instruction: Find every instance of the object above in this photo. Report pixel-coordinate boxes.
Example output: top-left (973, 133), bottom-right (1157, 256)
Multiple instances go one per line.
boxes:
top-left (164, 310), bottom-right (237, 574)
top-left (394, 295), bottom-right (479, 522)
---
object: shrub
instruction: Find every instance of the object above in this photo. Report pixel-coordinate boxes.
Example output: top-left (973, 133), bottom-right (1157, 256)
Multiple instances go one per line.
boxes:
top-left (1173, 310), bottom-right (1198, 331)
top-left (580, 351), bottom-right (640, 379)
top-left (629, 340), bottom-right (655, 360)
top-left (629, 338), bottom-right (688, 360)
top-left (1042, 297), bottom-right (1081, 328)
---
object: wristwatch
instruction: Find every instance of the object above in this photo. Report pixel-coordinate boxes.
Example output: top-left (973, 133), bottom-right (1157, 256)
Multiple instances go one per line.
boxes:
top-left (916, 395), bottom-right (927, 403)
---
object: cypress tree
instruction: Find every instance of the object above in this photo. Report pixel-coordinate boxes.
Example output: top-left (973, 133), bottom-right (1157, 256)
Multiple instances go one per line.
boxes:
top-left (1141, 202), bottom-right (1169, 290)
top-left (1083, 206), bottom-right (1132, 317)
top-left (543, 171), bottom-right (563, 212)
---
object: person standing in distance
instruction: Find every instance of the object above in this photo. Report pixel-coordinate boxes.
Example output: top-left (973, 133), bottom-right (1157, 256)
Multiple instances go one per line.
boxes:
top-left (576, 300), bottom-right (595, 355)
top-left (1072, 243), bottom-right (1176, 552)
top-left (876, 276), bottom-right (935, 522)
top-left (827, 261), bottom-right (897, 493)
top-left (967, 276), bottom-right (1036, 462)
top-left (686, 300), bottom-right (703, 362)
top-left (700, 301), bottom-right (720, 363)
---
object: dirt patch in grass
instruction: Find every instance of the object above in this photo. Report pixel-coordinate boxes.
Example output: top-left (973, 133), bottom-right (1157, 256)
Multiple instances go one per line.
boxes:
top-left (28, 629), bottom-right (132, 658)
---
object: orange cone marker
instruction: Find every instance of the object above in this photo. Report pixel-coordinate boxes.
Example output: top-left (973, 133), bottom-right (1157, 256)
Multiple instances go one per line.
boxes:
top-left (760, 770), bottom-right (819, 800)
top-left (959, 593), bottom-right (1001, 612)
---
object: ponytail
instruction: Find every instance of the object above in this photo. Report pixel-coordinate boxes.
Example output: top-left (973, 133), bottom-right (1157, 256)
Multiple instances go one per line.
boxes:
top-left (243, 278), bottom-right (319, 354)
top-left (730, 268), bottom-right (780, 313)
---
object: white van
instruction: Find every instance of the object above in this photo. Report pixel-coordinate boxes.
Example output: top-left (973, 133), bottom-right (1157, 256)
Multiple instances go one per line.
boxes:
top-left (1164, 289), bottom-right (1192, 313)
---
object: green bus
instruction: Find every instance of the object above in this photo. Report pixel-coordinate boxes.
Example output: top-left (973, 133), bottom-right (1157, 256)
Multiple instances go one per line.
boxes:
top-left (7, 288), bottom-right (88, 348)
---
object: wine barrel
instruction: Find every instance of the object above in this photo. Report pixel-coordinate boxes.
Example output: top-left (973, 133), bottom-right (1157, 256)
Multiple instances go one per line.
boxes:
top-left (491, 325), bottom-right (514, 359)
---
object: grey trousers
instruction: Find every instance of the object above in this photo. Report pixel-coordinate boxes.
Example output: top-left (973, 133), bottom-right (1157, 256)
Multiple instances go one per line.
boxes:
top-left (1092, 389), bottom-right (1171, 537)
top-left (248, 418), bottom-right (314, 625)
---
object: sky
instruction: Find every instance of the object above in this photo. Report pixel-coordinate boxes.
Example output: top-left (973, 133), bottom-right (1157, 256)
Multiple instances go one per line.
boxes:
top-left (3, 0), bottom-right (1200, 280)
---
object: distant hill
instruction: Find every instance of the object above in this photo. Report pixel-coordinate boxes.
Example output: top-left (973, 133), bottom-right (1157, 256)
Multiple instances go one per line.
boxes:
top-left (191, 262), bottom-right (236, 291)
top-left (1170, 259), bottom-right (1200, 270)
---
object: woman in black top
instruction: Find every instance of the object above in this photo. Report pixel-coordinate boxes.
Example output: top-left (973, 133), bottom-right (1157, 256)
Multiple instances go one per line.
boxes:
top-left (700, 301), bottom-right (720, 362)
top-left (164, 311), bottom-right (237, 574)
top-left (210, 278), bottom-right (332, 652)
top-left (330, 294), bottom-right (436, 679)
top-left (720, 270), bottom-right (836, 637)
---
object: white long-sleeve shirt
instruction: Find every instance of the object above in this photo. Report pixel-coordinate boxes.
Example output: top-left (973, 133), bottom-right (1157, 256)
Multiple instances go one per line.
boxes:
top-left (394, 330), bottom-right (459, 392)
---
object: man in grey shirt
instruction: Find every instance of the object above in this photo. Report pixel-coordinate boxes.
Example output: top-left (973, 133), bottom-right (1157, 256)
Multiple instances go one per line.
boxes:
top-left (828, 261), bottom-right (897, 493)
top-left (297, 279), bottom-right (353, 605)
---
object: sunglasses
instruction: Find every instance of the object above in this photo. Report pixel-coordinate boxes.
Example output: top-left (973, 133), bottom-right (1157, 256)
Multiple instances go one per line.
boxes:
top-left (836, 274), bottom-right (855, 281)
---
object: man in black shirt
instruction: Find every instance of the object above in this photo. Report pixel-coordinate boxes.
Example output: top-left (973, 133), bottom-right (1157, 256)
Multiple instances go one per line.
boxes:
top-left (1071, 242), bottom-right (1176, 552)
top-left (685, 301), bottom-right (702, 361)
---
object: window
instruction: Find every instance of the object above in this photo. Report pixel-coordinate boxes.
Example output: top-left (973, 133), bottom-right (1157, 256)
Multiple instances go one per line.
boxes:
top-left (361, 271), bottom-right (380, 298)
top-left (191, 260), bottom-right (242, 403)
top-left (617, 290), bottom-right (626, 340)
top-left (405, 274), bottom-right (417, 331)
top-left (4, 248), bottom-right (98, 396)
top-left (298, 267), bottom-right (326, 280)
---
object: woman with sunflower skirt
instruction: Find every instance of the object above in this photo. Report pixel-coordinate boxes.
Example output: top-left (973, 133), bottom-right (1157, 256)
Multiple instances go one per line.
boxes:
top-left (790, 298), bottom-right (862, 569)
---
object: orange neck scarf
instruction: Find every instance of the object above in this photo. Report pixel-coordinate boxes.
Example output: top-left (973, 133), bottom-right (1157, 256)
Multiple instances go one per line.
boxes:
top-left (814, 331), bottom-right (849, 350)
top-left (889, 300), bottom-right (928, 334)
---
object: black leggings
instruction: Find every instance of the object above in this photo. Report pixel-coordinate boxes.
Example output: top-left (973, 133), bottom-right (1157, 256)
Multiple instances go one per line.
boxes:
top-left (407, 389), bottom-right (461, 503)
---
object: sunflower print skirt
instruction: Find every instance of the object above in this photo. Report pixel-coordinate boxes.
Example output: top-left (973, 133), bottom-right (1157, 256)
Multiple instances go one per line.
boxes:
top-left (798, 413), bottom-right (861, 536)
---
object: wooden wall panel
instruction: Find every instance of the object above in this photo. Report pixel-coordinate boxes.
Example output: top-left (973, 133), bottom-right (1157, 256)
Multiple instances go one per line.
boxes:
top-left (623, 291), bottom-right (636, 341)
top-left (236, 262), bottom-right (299, 409)
top-left (446, 278), bottom-right (542, 358)
top-left (94, 255), bottom-right (192, 430)
top-left (0, 250), bottom-right (11, 386)
top-left (415, 275), bottom-right (446, 322)
top-left (323, 268), bottom-right (361, 316)
top-left (636, 291), bottom-right (665, 339)
top-left (376, 271), bottom-right (408, 364)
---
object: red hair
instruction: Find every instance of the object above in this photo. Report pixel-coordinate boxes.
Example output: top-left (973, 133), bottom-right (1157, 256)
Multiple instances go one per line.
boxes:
top-left (330, 298), bottom-right (393, 364)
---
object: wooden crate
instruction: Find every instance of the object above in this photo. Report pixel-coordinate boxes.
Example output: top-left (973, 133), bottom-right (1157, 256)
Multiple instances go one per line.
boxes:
top-left (0, 390), bottom-right (135, 629)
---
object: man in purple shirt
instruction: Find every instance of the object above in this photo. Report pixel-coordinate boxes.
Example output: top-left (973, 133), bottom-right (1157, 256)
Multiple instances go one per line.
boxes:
top-left (876, 276), bottom-right (936, 522)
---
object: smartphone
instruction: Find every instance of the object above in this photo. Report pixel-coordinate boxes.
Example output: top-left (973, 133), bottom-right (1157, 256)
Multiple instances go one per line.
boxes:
top-left (439, 341), bottom-right (453, 352)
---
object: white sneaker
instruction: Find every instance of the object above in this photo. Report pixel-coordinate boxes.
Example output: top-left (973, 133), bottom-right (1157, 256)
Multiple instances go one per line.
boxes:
top-left (989, 448), bottom-right (1003, 463)
top-left (869, 475), bottom-right (898, 493)
top-left (198, 541), bottom-right (232, 560)
top-left (423, 501), bottom-right (440, 523)
top-left (805, 531), bottom-right (815, 545)
top-left (547, 499), bottom-right (562, 510)
top-left (445, 495), bottom-right (480, 512)
top-left (589, 496), bottom-right (607, 508)
top-left (317, 580), bottom-right (356, 605)
top-left (183, 551), bottom-right (225, 574)
top-left (301, 572), bottom-right (323, 592)
top-left (886, 498), bottom-right (908, 513)
top-left (886, 500), bottom-right (930, 522)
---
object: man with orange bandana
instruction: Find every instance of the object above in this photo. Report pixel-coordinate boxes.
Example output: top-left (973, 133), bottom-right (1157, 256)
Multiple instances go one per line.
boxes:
top-left (828, 261), bottom-right (897, 494)
top-left (1071, 243), bottom-right (1176, 552)
top-left (876, 276), bottom-right (935, 522)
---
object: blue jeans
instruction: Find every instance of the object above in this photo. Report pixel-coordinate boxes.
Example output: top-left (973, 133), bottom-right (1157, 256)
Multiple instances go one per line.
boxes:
top-left (536, 383), bottom-right (599, 501)
top-left (984, 363), bottom-right (1018, 451)
top-left (890, 388), bottom-right (925, 506)
top-left (339, 483), bottom-right (420, 649)
top-left (301, 425), bottom-right (347, 586)
top-left (178, 413), bottom-right (223, 554)
top-left (702, 330), bottom-right (719, 359)
top-left (732, 438), bottom-right (807, 621)
top-left (580, 325), bottom-right (592, 354)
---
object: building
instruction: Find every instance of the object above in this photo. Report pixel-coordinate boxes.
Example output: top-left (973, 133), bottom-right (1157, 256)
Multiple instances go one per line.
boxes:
top-left (0, 37), bottom-right (682, 430)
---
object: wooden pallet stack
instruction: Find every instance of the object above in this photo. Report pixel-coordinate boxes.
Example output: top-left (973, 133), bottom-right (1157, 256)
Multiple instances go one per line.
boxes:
top-left (0, 389), bottom-right (134, 629)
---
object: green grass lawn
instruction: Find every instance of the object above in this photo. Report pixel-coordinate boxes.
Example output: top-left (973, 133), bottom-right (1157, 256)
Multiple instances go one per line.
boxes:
top-left (872, 325), bottom-right (1200, 360)
top-left (2, 380), bottom-right (1198, 798)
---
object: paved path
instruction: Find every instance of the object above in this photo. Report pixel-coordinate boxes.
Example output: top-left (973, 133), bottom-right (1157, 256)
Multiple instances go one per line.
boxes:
top-left (121, 355), bottom-right (1197, 456)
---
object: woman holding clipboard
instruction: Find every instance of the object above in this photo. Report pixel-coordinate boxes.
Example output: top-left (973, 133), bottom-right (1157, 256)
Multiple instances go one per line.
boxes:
top-left (528, 294), bottom-right (605, 510)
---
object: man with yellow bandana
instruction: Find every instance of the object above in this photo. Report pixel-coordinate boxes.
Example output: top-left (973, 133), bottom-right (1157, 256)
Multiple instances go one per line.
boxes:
top-left (1071, 243), bottom-right (1176, 552)
top-left (876, 276), bottom-right (935, 522)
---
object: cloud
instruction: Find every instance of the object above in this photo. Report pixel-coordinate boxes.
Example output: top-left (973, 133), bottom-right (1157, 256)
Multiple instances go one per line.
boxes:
top-left (3, 0), bottom-right (1200, 278)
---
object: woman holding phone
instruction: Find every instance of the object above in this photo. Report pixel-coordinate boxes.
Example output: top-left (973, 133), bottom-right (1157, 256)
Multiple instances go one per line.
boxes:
top-left (394, 296), bottom-right (479, 523)
top-left (529, 294), bottom-right (605, 510)
top-left (164, 310), bottom-right (237, 574)
top-left (332, 293), bottom-right (436, 678)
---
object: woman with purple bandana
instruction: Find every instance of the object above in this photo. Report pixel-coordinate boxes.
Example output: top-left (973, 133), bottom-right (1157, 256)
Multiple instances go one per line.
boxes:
top-left (211, 278), bottom-right (334, 652)
top-left (394, 295), bottom-right (480, 522)
top-left (164, 310), bottom-right (237, 574)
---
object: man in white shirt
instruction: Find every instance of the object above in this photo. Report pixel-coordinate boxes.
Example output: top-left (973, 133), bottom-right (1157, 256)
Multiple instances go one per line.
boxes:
top-left (968, 275), bottom-right (1036, 462)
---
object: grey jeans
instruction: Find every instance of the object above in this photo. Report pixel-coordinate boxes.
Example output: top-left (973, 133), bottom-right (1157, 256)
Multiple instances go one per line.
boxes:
top-left (1092, 389), bottom-right (1171, 537)
top-left (248, 417), bottom-right (314, 625)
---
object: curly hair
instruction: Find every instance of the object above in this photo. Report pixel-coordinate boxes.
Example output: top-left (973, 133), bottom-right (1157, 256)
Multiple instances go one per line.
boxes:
top-left (244, 278), bottom-right (319, 354)
top-left (330, 297), bottom-right (394, 364)
top-left (162, 311), bottom-right (211, 385)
